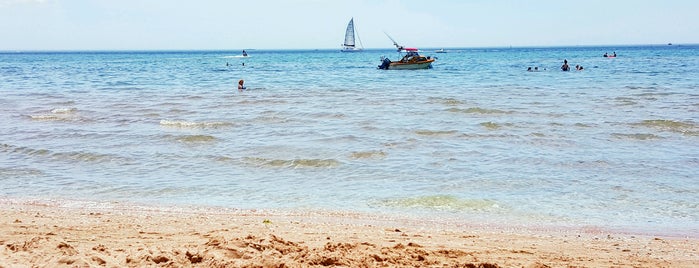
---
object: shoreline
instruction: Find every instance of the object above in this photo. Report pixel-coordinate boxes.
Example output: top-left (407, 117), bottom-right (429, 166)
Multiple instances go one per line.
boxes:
top-left (2, 197), bottom-right (696, 239)
top-left (1, 198), bottom-right (697, 267)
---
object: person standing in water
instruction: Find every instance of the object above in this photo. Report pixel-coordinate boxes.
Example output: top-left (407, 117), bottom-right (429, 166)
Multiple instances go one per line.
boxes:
top-left (238, 79), bottom-right (246, 92)
top-left (561, 59), bottom-right (570, 71)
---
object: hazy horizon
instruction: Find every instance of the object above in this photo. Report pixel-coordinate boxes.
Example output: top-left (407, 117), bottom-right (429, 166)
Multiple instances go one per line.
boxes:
top-left (2, 43), bottom-right (695, 53)
top-left (1, 0), bottom-right (697, 51)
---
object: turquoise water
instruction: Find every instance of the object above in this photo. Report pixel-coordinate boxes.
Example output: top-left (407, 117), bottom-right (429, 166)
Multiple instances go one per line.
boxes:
top-left (1, 45), bottom-right (698, 236)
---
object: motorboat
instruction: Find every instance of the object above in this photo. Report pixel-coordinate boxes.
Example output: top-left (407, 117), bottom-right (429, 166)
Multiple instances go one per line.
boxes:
top-left (378, 48), bottom-right (435, 70)
top-left (378, 33), bottom-right (435, 70)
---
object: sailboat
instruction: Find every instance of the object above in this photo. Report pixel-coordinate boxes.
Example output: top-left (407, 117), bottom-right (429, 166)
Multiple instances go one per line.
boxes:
top-left (341, 18), bottom-right (363, 52)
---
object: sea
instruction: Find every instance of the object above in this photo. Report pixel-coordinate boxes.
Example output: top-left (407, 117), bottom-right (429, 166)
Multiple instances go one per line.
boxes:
top-left (1, 45), bottom-right (698, 236)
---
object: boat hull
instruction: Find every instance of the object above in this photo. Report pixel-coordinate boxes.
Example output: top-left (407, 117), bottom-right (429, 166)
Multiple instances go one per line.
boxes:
top-left (341, 47), bottom-right (363, 52)
top-left (386, 59), bottom-right (435, 70)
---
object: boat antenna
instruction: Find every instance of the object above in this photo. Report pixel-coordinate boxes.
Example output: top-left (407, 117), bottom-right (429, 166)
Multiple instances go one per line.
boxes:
top-left (383, 32), bottom-right (403, 52)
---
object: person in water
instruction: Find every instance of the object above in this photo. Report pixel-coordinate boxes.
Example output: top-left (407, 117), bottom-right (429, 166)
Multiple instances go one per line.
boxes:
top-left (604, 52), bottom-right (608, 57)
top-left (242, 50), bottom-right (248, 56)
top-left (561, 59), bottom-right (570, 71)
top-left (238, 79), bottom-right (246, 92)
top-left (575, 65), bottom-right (584, 71)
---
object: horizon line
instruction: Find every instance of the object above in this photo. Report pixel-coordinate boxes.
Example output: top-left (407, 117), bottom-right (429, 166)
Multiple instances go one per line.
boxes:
top-left (1, 43), bottom-right (693, 53)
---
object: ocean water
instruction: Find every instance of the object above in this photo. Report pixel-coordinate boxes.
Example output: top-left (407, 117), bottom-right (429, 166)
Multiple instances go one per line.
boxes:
top-left (1, 45), bottom-right (698, 236)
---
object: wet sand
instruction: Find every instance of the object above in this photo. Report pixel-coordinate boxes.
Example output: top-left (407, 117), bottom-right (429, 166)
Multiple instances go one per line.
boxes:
top-left (1, 200), bottom-right (697, 267)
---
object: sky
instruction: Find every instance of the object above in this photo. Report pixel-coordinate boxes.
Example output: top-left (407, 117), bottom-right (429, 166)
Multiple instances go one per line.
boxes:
top-left (1, 0), bottom-right (698, 51)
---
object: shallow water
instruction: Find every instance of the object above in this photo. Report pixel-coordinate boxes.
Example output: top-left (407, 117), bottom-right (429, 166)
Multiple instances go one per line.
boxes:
top-left (1, 45), bottom-right (698, 235)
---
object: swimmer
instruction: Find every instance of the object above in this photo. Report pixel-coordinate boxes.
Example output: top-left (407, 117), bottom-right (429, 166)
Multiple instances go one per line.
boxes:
top-left (238, 79), bottom-right (246, 92)
top-left (561, 59), bottom-right (570, 71)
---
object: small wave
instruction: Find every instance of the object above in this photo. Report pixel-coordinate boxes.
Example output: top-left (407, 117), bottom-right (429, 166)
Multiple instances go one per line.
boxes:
top-left (27, 107), bottom-right (81, 122)
top-left (310, 112), bottom-right (346, 119)
top-left (446, 107), bottom-right (511, 114)
top-left (428, 97), bottom-right (463, 106)
top-left (0, 143), bottom-right (131, 164)
top-left (173, 135), bottom-right (218, 143)
top-left (52, 151), bottom-right (128, 163)
top-left (160, 120), bottom-right (233, 129)
top-left (239, 99), bottom-right (288, 105)
top-left (634, 119), bottom-right (697, 134)
top-left (28, 114), bottom-right (71, 121)
top-left (480, 122), bottom-right (501, 130)
top-left (635, 92), bottom-right (674, 97)
top-left (625, 86), bottom-right (656, 90)
top-left (379, 195), bottom-right (500, 211)
top-left (0, 167), bottom-right (44, 177)
top-left (414, 130), bottom-right (458, 136)
top-left (243, 157), bottom-right (340, 168)
top-left (612, 133), bottom-right (663, 140)
top-left (614, 97), bottom-right (637, 106)
top-left (0, 66), bottom-right (22, 73)
top-left (458, 133), bottom-right (517, 139)
top-left (50, 107), bottom-right (78, 114)
top-left (350, 150), bottom-right (387, 159)
top-left (212, 156), bottom-right (235, 163)
top-left (382, 139), bottom-right (419, 149)
top-left (52, 101), bottom-right (76, 106)
top-left (253, 116), bottom-right (294, 124)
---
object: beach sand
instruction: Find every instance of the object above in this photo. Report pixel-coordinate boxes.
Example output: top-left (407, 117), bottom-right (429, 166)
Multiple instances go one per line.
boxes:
top-left (1, 200), bottom-right (697, 267)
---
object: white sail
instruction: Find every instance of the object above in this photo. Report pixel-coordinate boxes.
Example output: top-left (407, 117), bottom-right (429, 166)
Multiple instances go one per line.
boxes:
top-left (344, 18), bottom-right (356, 47)
top-left (341, 18), bottom-right (363, 52)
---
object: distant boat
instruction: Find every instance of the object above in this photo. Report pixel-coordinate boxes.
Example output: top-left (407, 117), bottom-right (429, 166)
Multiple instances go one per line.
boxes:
top-left (668, 43), bottom-right (673, 46)
top-left (435, 49), bottom-right (447, 53)
top-left (378, 33), bottom-right (435, 70)
top-left (341, 18), bottom-right (363, 52)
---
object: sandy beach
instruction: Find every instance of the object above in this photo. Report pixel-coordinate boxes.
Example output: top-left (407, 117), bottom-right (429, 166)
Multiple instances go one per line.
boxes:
top-left (0, 200), bottom-right (697, 267)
